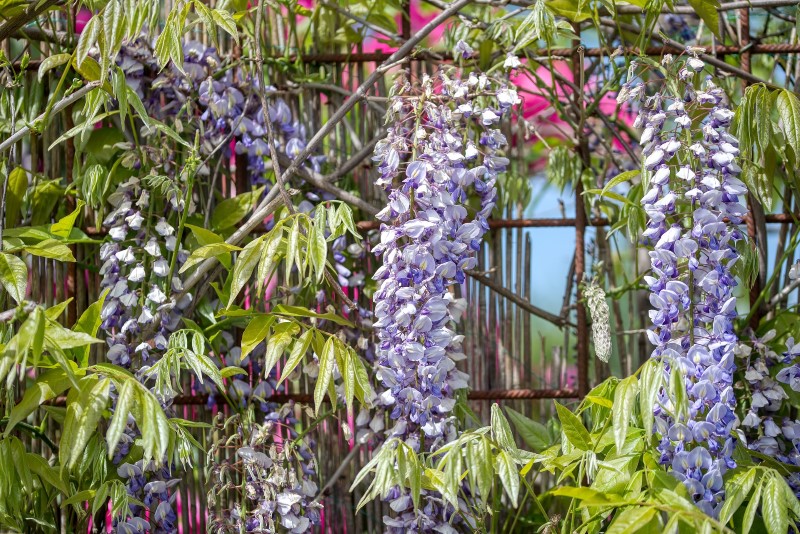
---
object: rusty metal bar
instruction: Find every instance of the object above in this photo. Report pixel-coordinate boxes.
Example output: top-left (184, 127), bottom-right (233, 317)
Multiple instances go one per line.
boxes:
top-left (45, 388), bottom-right (580, 406)
top-left (15, 43), bottom-right (800, 72)
top-left (84, 212), bottom-right (800, 238)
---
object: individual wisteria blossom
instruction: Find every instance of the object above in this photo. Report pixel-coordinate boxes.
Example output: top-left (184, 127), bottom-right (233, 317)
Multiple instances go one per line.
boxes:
top-left (620, 54), bottom-right (748, 518)
top-left (738, 329), bottom-right (800, 496)
top-left (371, 68), bottom-right (517, 531)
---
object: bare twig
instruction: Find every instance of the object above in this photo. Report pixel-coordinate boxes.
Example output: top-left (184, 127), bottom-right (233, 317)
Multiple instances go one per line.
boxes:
top-left (0, 0), bottom-right (63, 42)
top-left (466, 269), bottom-right (574, 328)
top-left (314, 442), bottom-right (364, 501)
top-left (0, 81), bottom-right (102, 155)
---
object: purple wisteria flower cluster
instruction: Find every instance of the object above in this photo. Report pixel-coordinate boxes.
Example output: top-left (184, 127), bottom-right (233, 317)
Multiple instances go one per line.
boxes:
top-left (620, 54), bottom-right (748, 517)
top-left (198, 334), bottom-right (322, 533)
top-left (119, 40), bottom-right (324, 186)
top-left (739, 328), bottom-right (800, 496)
top-left (101, 176), bottom-right (191, 533)
top-left (371, 68), bottom-right (518, 530)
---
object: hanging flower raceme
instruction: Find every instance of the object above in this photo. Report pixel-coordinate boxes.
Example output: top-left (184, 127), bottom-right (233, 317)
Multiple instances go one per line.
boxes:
top-left (100, 176), bottom-right (192, 533)
top-left (739, 327), bottom-right (800, 496)
top-left (620, 54), bottom-right (748, 518)
top-left (371, 69), bottom-right (517, 530)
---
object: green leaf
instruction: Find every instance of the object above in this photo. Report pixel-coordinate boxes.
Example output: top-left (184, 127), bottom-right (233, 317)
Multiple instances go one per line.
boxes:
top-left (763, 474), bottom-right (788, 534)
top-left (601, 170), bottom-right (640, 198)
top-left (37, 53), bottom-right (72, 81)
top-left (241, 314), bottom-right (273, 361)
top-left (315, 336), bottom-right (335, 415)
top-left (491, 403), bottom-right (517, 452)
top-left (742, 479), bottom-right (763, 534)
top-left (639, 359), bottom-right (661, 438)
top-left (51, 200), bottom-right (85, 238)
top-left (506, 407), bottom-right (550, 452)
top-left (495, 450), bottom-right (520, 507)
top-left (62, 489), bottom-right (95, 506)
top-left (211, 186), bottom-right (265, 231)
top-left (0, 252), bottom-right (27, 303)
top-left (741, 162), bottom-right (773, 212)
top-left (687, 0), bottom-right (720, 40)
top-left (45, 321), bottom-right (102, 349)
top-left (669, 363), bottom-right (688, 421)
top-left (778, 90), bottom-right (800, 167)
top-left (719, 467), bottom-right (757, 524)
top-left (68, 378), bottom-right (110, 469)
top-left (4, 167), bottom-right (27, 228)
top-left (279, 328), bottom-right (313, 385)
top-left (106, 379), bottom-right (135, 458)
top-left (309, 222), bottom-right (328, 283)
top-left (220, 366), bottom-right (248, 379)
top-left (606, 506), bottom-right (657, 534)
top-left (103, 0), bottom-right (126, 59)
top-left (22, 239), bottom-right (75, 262)
top-left (227, 237), bottom-right (264, 307)
top-left (211, 8), bottom-right (239, 43)
top-left (4, 368), bottom-right (72, 435)
top-left (554, 401), bottom-right (592, 451)
top-left (613, 375), bottom-right (639, 454)
top-left (26, 453), bottom-right (69, 496)
top-left (76, 16), bottom-right (100, 66)
top-left (180, 242), bottom-right (241, 274)
top-left (264, 331), bottom-right (293, 378)
top-left (286, 220), bottom-right (300, 281)
top-left (71, 291), bottom-right (107, 367)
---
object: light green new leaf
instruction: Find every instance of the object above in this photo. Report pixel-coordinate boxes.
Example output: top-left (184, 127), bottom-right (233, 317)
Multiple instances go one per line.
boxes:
top-left (279, 328), bottom-right (313, 386)
top-left (227, 236), bottom-right (264, 308)
top-left (38, 54), bottom-right (71, 81)
top-left (26, 453), bottom-right (69, 496)
top-left (606, 506), bottom-right (657, 534)
top-left (0, 252), bottom-right (27, 303)
top-left (742, 479), bottom-right (763, 534)
top-left (778, 90), bottom-right (800, 167)
top-left (51, 200), bottom-right (86, 238)
top-left (211, 9), bottom-right (239, 44)
top-left (106, 379), bottom-right (135, 458)
top-left (45, 321), bottom-right (102, 349)
top-left (491, 403), bottom-right (517, 452)
top-left (272, 304), bottom-right (355, 327)
top-left (71, 290), bottom-right (107, 367)
top-left (639, 359), bottom-right (661, 437)
top-left (23, 239), bottom-right (75, 262)
top-left (719, 467), bottom-right (757, 524)
top-left (241, 314), bottom-right (273, 361)
top-left (495, 450), bottom-right (520, 507)
top-left (68, 378), bottom-right (111, 469)
top-left (763, 474), bottom-right (789, 534)
top-left (613, 374), bottom-right (639, 454)
top-left (76, 16), bottom-right (101, 66)
top-left (264, 331), bottom-right (293, 378)
top-left (315, 336), bottom-right (336, 415)
top-left (309, 223), bottom-right (328, 282)
top-left (554, 402), bottom-right (592, 451)
top-left (180, 243), bottom-right (241, 274)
